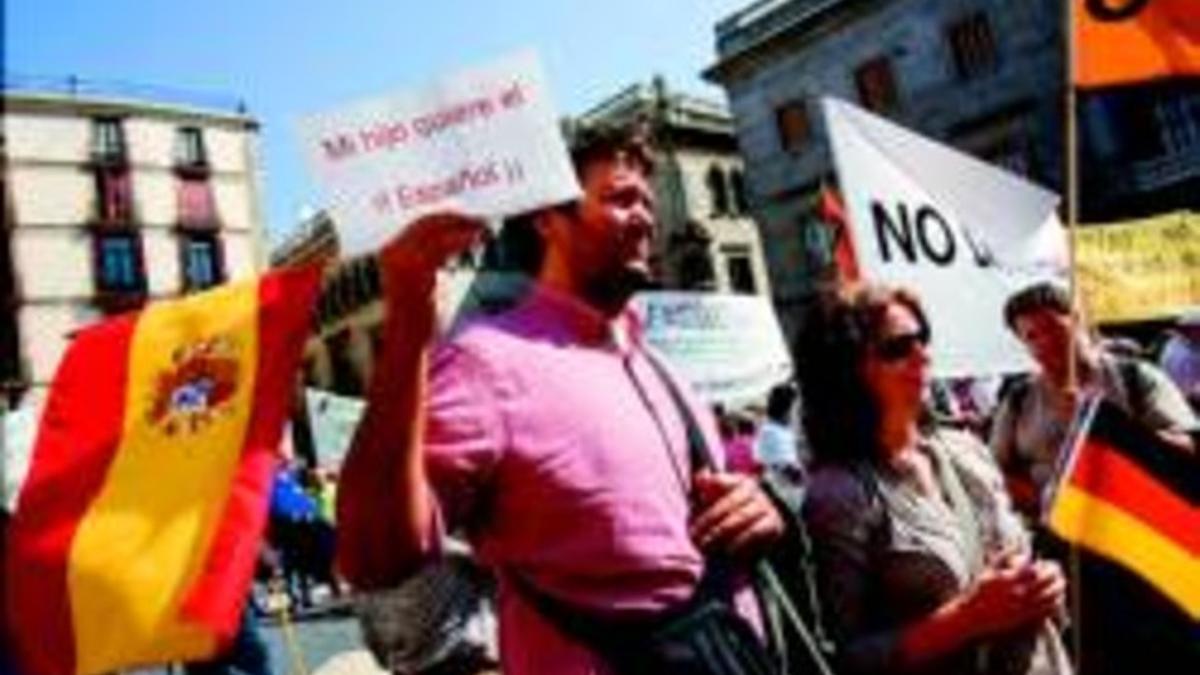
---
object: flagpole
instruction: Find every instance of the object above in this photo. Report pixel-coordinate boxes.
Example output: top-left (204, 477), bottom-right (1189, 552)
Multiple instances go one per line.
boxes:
top-left (270, 575), bottom-right (311, 675)
top-left (1065, 6), bottom-right (1080, 388)
top-left (1063, 0), bottom-right (1085, 670)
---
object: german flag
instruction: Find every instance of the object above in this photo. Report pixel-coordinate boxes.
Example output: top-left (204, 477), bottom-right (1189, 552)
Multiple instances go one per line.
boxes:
top-left (1045, 397), bottom-right (1200, 619)
top-left (1075, 0), bottom-right (1200, 88)
top-left (3, 265), bottom-right (321, 675)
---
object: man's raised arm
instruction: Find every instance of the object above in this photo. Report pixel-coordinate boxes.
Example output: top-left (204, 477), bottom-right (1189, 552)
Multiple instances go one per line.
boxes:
top-left (336, 214), bottom-right (485, 589)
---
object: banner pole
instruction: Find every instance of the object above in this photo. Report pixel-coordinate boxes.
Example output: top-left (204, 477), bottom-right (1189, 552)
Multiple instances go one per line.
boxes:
top-left (1066, 1), bottom-right (1080, 391)
top-left (1064, 1), bottom-right (1085, 672)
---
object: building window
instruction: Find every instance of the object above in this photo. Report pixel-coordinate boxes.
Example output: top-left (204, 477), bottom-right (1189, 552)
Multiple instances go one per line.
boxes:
top-left (723, 247), bottom-right (757, 294)
top-left (730, 170), bottom-right (749, 214)
top-left (1115, 97), bottom-right (1167, 162)
top-left (981, 135), bottom-right (1034, 177)
top-left (1156, 90), bottom-right (1200, 155)
top-left (92, 118), bottom-right (126, 164)
top-left (94, 231), bottom-right (146, 295)
top-left (707, 165), bottom-right (730, 216)
top-left (175, 127), bottom-right (207, 168)
top-left (775, 100), bottom-right (811, 153)
top-left (855, 57), bottom-right (900, 113)
top-left (671, 221), bottom-right (715, 291)
top-left (178, 177), bottom-right (216, 226)
top-left (95, 169), bottom-right (133, 224)
top-left (180, 231), bottom-right (223, 291)
top-left (1110, 88), bottom-right (1200, 163)
top-left (947, 13), bottom-right (998, 80)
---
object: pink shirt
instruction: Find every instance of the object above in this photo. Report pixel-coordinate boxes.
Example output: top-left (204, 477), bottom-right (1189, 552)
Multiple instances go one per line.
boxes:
top-left (420, 285), bottom-right (746, 673)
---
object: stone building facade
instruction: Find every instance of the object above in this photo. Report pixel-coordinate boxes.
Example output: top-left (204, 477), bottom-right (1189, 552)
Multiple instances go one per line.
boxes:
top-left (705, 0), bottom-right (1199, 340)
top-left (2, 86), bottom-right (266, 406)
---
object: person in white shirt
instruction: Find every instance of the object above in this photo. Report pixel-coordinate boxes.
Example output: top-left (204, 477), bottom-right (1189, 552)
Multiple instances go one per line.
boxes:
top-left (754, 383), bottom-right (807, 480)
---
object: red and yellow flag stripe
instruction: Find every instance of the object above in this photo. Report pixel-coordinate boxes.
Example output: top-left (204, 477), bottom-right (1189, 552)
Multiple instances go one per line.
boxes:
top-left (5, 265), bottom-right (320, 674)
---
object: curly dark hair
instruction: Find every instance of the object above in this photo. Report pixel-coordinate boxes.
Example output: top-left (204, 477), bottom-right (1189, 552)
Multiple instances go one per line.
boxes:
top-left (567, 118), bottom-right (656, 178)
top-left (793, 283), bottom-right (930, 466)
top-left (1002, 281), bottom-right (1071, 332)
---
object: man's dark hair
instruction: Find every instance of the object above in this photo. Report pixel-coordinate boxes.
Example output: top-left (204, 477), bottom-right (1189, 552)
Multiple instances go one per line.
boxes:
top-left (794, 283), bottom-right (930, 466)
top-left (567, 119), bottom-right (656, 178)
top-left (1003, 281), bottom-right (1071, 331)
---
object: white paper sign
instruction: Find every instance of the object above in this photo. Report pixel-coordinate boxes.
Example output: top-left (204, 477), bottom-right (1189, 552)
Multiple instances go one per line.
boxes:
top-left (305, 388), bottom-right (365, 467)
top-left (297, 50), bottom-right (581, 255)
top-left (635, 292), bottom-right (793, 405)
top-left (823, 97), bottom-right (1067, 378)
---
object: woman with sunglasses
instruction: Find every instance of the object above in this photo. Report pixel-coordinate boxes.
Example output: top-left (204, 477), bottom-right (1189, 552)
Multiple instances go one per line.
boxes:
top-left (796, 284), bottom-right (1070, 675)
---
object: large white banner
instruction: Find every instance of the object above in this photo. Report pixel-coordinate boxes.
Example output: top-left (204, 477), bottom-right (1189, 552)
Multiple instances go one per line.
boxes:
top-left (635, 292), bottom-right (793, 405)
top-left (297, 50), bottom-right (581, 256)
top-left (823, 98), bottom-right (1067, 378)
top-left (305, 388), bottom-right (365, 467)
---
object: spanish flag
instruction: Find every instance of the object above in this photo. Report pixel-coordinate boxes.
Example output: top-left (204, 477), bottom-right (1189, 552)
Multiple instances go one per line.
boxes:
top-left (1075, 0), bottom-right (1200, 88)
top-left (1045, 397), bottom-right (1200, 619)
top-left (4, 265), bottom-right (321, 674)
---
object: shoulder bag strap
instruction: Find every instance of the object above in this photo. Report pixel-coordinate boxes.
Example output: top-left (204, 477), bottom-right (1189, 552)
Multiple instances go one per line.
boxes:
top-left (641, 350), bottom-right (716, 474)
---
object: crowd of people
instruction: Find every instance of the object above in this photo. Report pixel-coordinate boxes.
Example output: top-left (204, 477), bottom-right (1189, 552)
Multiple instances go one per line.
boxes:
top-left (11, 119), bottom-right (1183, 675)
top-left (325, 121), bottom-right (1197, 675)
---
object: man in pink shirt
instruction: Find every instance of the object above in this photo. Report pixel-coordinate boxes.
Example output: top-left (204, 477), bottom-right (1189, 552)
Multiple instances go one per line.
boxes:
top-left (338, 125), bottom-right (786, 674)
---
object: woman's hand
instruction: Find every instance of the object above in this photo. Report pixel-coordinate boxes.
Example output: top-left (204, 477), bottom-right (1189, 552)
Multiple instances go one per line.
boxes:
top-left (956, 558), bottom-right (1066, 639)
top-left (897, 557), bottom-right (1065, 667)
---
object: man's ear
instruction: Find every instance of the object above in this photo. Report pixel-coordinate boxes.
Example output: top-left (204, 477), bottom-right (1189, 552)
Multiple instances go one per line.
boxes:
top-left (537, 203), bottom-right (576, 240)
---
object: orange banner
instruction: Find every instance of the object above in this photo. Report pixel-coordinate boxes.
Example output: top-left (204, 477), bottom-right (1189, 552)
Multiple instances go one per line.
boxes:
top-left (1076, 0), bottom-right (1200, 87)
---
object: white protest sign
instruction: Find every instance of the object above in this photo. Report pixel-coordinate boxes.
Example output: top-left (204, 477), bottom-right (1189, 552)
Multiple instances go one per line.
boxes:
top-left (305, 388), bottom-right (365, 467)
top-left (823, 97), bottom-right (1067, 378)
top-left (3, 405), bottom-right (39, 513)
top-left (297, 50), bottom-right (581, 256)
top-left (635, 292), bottom-right (793, 405)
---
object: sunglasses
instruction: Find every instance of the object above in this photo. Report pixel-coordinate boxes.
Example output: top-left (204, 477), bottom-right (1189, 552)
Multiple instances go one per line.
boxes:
top-left (874, 329), bottom-right (930, 362)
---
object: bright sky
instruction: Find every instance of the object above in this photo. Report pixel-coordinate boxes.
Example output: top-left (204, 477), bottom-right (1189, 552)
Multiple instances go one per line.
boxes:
top-left (6, 0), bottom-right (756, 246)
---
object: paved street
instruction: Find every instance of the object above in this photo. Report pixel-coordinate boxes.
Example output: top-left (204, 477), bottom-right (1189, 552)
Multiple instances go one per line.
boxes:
top-left (261, 612), bottom-right (365, 674)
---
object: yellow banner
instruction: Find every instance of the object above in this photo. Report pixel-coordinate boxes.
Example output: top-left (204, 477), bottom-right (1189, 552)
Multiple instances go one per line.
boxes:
top-left (1077, 211), bottom-right (1200, 324)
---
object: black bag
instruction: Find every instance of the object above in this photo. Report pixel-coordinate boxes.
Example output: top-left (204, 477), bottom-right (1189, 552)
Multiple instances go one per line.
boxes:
top-left (511, 559), bottom-right (775, 675)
